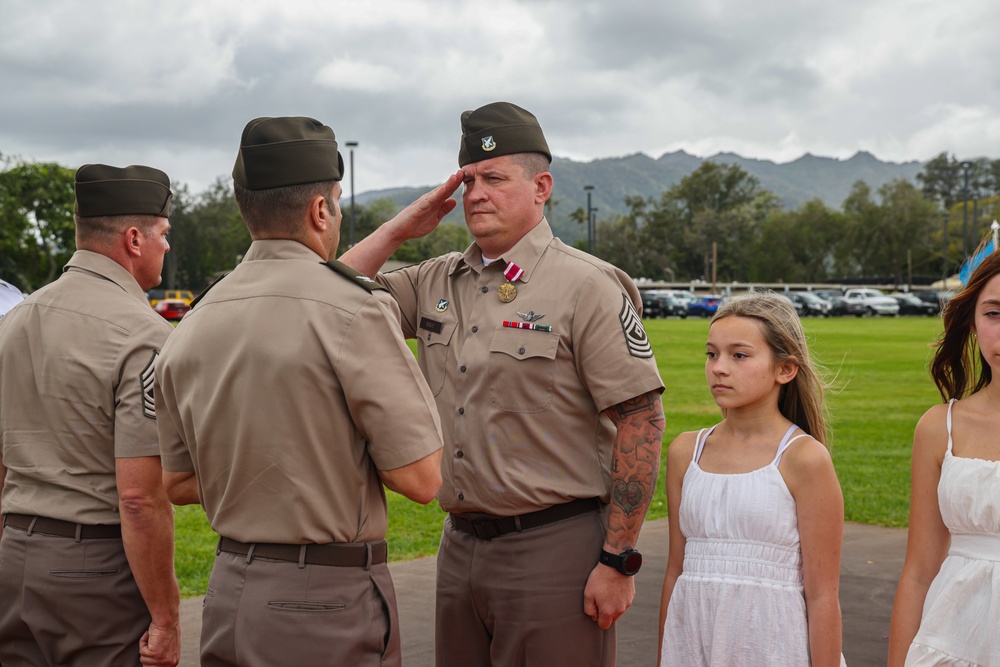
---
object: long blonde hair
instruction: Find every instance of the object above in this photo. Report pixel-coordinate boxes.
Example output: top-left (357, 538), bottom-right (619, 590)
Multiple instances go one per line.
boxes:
top-left (712, 292), bottom-right (829, 445)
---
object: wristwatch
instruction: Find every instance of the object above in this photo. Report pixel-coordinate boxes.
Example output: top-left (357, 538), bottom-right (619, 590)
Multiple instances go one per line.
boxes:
top-left (599, 548), bottom-right (643, 576)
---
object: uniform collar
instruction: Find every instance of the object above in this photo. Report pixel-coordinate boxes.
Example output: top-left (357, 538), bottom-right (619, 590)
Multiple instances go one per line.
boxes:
top-left (455, 217), bottom-right (553, 282)
top-left (242, 239), bottom-right (325, 263)
top-left (63, 250), bottom-right (148, 303)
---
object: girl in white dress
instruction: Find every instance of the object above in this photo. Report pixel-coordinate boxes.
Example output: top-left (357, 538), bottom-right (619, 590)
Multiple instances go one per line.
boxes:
top-left (888, 246), bottom-right (1000, 666)
top-left (659, 292), bottom-right (846, 666)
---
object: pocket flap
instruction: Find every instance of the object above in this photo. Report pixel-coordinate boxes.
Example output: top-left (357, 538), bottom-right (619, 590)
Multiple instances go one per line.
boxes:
top-left (489, 328), bottom-right (559, 360)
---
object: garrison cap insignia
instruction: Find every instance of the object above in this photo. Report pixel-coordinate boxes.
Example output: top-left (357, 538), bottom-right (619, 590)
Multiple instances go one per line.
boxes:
top-left (517, 310), bottom-right (544, 322)
top-left (141, 351), bottom-right (158, 419)
top-left (482, 136), bottom-right (496, 152)
top-left (436, 299), bottom-right (449, 312)
top-left (619, 295), bottom-right (653, 358)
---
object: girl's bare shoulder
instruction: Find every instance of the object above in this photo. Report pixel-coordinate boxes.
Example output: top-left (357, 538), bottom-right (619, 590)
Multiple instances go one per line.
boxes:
top-left (780, 431), bottom-right (836, 475)
top-left (666, 430), bottom-right (701, 466)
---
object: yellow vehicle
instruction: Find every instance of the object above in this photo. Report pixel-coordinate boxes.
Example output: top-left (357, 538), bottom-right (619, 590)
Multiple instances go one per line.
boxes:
top-left (146, 289), bottom-right (195, 307)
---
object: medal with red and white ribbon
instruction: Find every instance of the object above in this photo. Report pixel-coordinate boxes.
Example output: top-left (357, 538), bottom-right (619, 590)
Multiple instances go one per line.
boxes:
top-left (498, 261), bottom-right (523, 303)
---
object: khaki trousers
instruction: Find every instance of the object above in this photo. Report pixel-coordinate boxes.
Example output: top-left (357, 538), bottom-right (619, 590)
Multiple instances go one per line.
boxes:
top-left (435, 509), bottom-right (616, 667)
top-left (201, 549), bottom-right (401, 666)
top-left (0, 525), bottom-right (149, 667)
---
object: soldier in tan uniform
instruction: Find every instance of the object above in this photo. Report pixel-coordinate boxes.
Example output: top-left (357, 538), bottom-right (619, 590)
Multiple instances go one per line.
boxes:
top-left (341, 102), bottom-right (666, 666)
top-left (155, 116), bottom-right (452, 667)
top-left (0, 165), bottom-right (181, 667)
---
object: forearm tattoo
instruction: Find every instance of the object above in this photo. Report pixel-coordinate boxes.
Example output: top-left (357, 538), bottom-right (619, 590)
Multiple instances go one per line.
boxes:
top-left (605, 391), bottom-right (665, 548)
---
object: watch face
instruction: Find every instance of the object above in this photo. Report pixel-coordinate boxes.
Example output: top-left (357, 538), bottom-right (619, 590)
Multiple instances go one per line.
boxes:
top-left (622, 550), bottom-right (643, 575)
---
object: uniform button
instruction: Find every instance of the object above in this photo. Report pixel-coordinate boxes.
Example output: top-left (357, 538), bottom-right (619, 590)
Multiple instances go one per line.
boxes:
top-left (456, 450), bottom-right (464, 458)
top-left (458, 493), bottom-right (465, 501)
top-left (458, 407), bottom-right (465, 415)
top-left (518, 346), bottom-right (525, 355)
top-left (481, 286), bottom-right (488, 293)
top-left (471, 326), bottom-right (479, 333)
top-left (460, 365), bottom-right (467, 373)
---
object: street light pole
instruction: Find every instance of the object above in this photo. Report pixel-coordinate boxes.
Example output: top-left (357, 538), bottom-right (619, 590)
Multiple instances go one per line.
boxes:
top-left (583, 185), bottom-right (595, 254)
top-left (960, 160), bottom-right (972, 259)
top-left (346, 141), bottom-right (358, 248)
top-left (591, 208), bottom-right (598, 250)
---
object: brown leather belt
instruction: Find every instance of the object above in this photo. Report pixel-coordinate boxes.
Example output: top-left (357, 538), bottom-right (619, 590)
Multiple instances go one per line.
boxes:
top-left (449, 497), bottom-right (601, 541)
top-left (3, 514), bottom-right (122, 540)
top-left (217, 537), bottom-right (388, 568)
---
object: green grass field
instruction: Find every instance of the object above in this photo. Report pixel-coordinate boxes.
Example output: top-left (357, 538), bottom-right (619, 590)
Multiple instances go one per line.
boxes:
top-left (173, 315), bottom-right (943, 597)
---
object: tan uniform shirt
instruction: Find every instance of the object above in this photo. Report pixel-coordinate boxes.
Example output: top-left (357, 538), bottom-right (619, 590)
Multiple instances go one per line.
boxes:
top-left (156, 240), bottom-right (443, 544)
top-left (0, 250), bottom-right (172, 524)
top-left (379, 219), bottom-right (664, 516)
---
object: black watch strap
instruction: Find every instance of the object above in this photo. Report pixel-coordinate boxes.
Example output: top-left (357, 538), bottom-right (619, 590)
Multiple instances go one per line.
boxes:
top-left (599, 548), bottom-right (643, 576)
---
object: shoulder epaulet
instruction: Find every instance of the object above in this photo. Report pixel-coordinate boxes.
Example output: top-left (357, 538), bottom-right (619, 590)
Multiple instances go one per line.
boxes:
top-left (323, 260), bottom-right (387, 293)
top-left (189, 271), bottom-right (230, 309)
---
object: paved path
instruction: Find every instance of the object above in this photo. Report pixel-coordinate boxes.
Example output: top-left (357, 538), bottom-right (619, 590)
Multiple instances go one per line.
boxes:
top-left (178, 520), bottom-right (907, 666)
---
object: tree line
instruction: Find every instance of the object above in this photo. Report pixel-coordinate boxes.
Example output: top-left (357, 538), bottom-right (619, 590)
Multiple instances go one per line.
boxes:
top-left (577, 152), bottom-right (1000, 284)
top-left (1, 151), bottom-right (997, 293)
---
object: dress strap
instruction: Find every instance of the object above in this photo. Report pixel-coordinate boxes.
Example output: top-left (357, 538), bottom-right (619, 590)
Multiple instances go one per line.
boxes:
top-left (946, 398), bottom-right (957, 454)
top-left (773, 424), bottom-right (805, 466)
top-left (692, 425), bottom-right (719, 463)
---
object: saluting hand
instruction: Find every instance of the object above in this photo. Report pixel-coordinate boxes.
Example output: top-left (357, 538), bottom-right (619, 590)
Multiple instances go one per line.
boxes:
top-left (385, 170), bottom-right (464, 241)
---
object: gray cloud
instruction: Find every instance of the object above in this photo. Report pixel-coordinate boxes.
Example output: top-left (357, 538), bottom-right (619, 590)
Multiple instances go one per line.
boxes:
top-left (2, 0), bottom-right (999, 194)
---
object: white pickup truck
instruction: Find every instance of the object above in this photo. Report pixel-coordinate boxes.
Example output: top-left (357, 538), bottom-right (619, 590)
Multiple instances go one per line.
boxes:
top-left (842, 288), bottom-right (900, 316)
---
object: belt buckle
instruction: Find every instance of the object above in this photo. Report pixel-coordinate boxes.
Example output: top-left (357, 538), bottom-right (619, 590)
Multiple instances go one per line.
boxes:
top-left (471, 519), bottom-right (501, 541)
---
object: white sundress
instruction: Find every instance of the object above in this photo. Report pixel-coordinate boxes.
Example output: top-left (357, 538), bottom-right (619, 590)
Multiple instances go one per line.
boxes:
top-left (660, 424), bottom-right (847, 666)
top-left (906, 400), bottom-right (1000, 667)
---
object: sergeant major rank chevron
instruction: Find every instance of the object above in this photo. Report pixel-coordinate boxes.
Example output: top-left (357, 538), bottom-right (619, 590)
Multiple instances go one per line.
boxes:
top-left (141, 351), bottom-right (157, 419)
top-left (619, 295), bottom-right (653, 358)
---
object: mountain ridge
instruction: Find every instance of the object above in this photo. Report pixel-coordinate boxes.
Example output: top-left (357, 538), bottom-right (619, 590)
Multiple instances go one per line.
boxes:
top-left (355, 150), bottom-right (926, 244)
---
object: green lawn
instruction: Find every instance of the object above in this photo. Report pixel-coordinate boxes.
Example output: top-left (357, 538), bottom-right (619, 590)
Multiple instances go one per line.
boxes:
top-left (174, 315), bottom-right (943, 597)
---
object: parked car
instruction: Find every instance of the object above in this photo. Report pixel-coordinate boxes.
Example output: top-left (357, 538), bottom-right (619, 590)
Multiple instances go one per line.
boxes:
top-left (153, 299), bottom-right (191, 321)
top-left (640, 291), bottom-right (687, 318)
top-left (146, 289), bottom-right (195, 307)
top-left (776, 293), bottom-right (805, 316)
top-left (786, 292), bottom-right (832, 317)
top-left (911, 290), bottom-right (953, 314)
top-left (687, 294), bottom-right (722, 318)
top-left (662, 290), bottom-right (698, 309)
top-left (843, 288), bottom-right (900, 316)
top-left (660, 294), bottom-right (689, 318)
top-left (814, 289), bottom-right (865, 317)
top-left (891, 294), bottom-right (938, 316)
top-left (640, 291), bottom-right (661, 318)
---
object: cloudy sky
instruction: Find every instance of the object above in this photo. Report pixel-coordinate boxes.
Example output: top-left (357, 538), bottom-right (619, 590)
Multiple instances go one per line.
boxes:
top-left (2, 0), bottom-right (998, 196)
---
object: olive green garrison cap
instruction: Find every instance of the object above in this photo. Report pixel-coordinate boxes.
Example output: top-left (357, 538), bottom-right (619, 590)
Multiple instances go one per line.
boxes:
top-left (74, 164), bottom-right (172, 218)
top-left (233, 116), bottom-right (344, 190)
top-left (458, 101), bottom-right (551, 167)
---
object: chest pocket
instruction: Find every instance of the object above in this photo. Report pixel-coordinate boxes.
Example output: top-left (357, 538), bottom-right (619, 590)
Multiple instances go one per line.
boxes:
top-left (417, 312), bottom-right (458, 396)
top-left (488, 327), bottom-right (560, 413)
